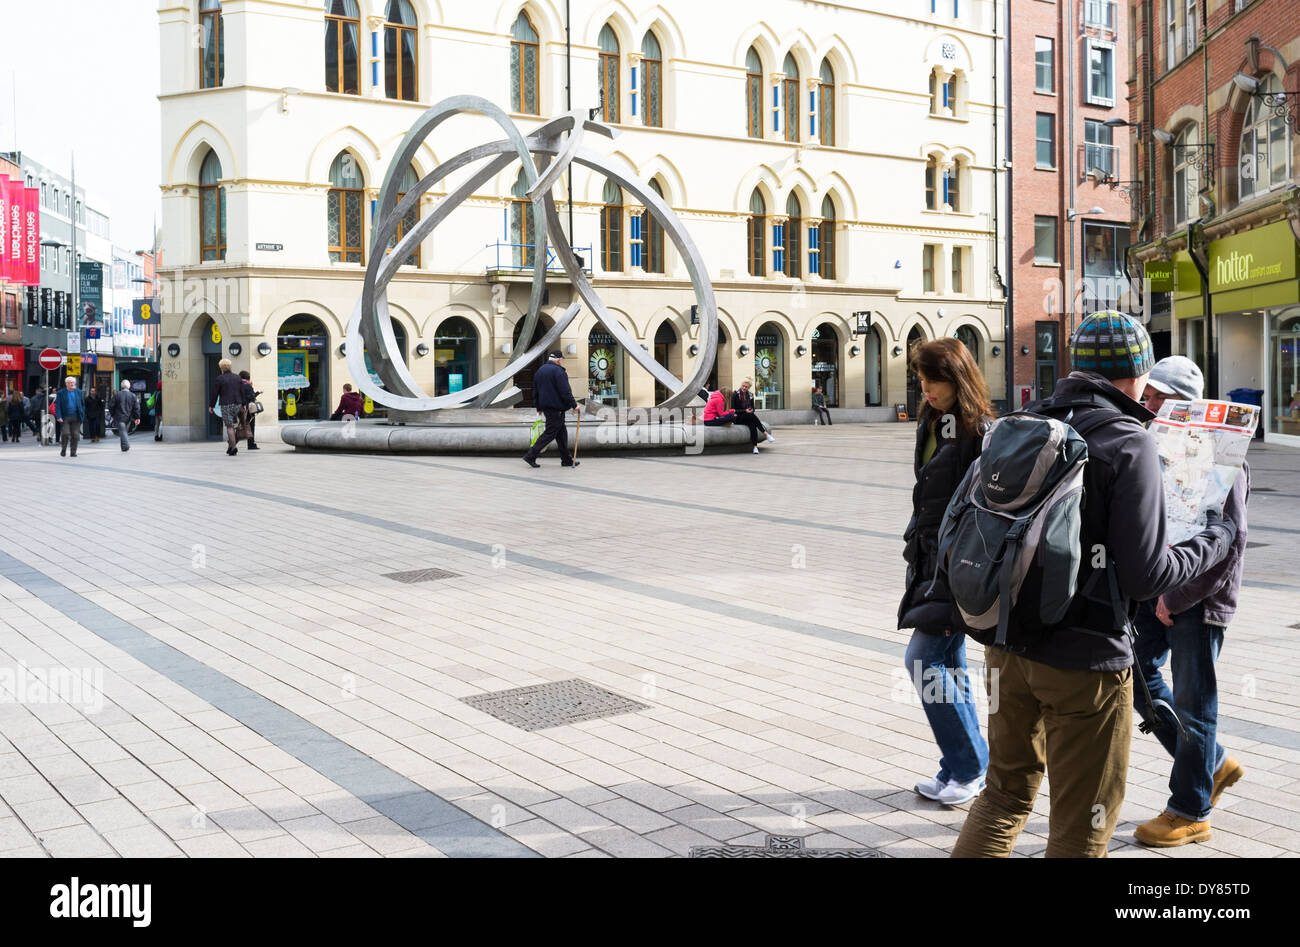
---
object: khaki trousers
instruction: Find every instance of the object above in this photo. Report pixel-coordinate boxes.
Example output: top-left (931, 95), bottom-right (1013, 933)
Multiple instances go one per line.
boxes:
top-left (952, 648), bottom-right (1131, 858)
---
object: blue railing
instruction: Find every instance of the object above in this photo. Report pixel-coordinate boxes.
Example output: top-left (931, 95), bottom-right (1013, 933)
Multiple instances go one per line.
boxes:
top-left (485, 241), bottom-right (593, 273)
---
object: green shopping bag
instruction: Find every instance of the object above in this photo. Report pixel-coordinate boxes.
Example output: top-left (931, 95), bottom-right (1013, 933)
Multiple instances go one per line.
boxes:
top-left (529, 416), bottom-right (545, 446)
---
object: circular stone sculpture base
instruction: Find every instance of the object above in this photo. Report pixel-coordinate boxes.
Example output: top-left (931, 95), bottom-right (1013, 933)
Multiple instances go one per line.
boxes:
top-left (280, 417), bottom-right (756, 455)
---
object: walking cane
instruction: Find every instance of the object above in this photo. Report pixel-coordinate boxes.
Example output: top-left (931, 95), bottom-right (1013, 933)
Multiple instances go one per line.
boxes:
top-left (572, 403), bottom-right (583, 463)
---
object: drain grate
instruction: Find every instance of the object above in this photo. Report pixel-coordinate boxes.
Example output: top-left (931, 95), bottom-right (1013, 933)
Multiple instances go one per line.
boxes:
top-left (461, 679), bottom-right (648, 732)
top-left (382, 567), bottom-right (461, 584)
top-left (690, 834), bottom-right (888, 858)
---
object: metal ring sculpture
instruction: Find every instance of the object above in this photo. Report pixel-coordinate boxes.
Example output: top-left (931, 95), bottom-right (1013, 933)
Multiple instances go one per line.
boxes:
top-left (345, 95), bottom-right (719, 412)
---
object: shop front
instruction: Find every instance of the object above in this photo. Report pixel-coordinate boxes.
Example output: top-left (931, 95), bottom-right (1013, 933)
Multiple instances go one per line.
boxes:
top-left (753, 323), bottom-right (785, 409)
top-left (811, 323), bottom-right (839, 407)
top-left (277, 315), bottom-right (330, 422)
top-left (0, 345), bottom-right (23, 396)
top-left (587, 327), bottom-right (624, 406)
top-left (433, 316), bottom-right (478, 397)
top-left (1206, 221), bottom-right (1300, 443)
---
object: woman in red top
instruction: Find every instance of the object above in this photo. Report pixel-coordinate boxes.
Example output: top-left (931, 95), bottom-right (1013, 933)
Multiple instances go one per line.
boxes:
top-left (702, 386), bottom-right (765, 451)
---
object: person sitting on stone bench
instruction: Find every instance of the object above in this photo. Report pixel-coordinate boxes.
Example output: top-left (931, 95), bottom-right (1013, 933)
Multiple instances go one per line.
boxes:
top-left (703, 385), bottom-right (765, 454)
top-left (812, 387), bottom-right (832, 425)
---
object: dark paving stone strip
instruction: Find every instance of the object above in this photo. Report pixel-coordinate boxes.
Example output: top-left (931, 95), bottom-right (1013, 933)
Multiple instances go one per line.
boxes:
top-left (0, 548), bottom-right (536, 858)
top-left (624, 455), bottom-right (914, 491)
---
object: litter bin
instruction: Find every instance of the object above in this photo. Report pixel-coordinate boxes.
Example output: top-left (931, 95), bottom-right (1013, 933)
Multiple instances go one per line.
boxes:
top-left (1227, 388), bottom-right (1265, 439)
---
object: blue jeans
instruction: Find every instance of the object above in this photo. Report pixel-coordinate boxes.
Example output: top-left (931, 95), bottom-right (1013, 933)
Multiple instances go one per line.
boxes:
top-left (904, 630), bottom-right (988, 784)
top-left (1133, 601), bottom-right (1226, 822)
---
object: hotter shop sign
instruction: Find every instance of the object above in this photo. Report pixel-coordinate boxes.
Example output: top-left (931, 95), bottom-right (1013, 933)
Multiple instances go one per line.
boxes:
top-left (1208, 220), bottom-right (1298, 294)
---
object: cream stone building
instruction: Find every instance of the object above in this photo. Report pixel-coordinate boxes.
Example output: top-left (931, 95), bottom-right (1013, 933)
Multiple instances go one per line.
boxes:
top-left (157, 0), bottom-right (1007, 440)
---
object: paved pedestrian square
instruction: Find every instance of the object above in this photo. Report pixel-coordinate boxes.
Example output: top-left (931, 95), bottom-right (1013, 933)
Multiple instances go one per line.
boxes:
top-left (1, 425), bottom-right (1297, 858)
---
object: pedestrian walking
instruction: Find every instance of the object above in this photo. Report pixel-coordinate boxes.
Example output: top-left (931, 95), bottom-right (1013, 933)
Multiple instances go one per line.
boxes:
top-left (85, 387), bottom-right (105, 442)
top-left (951, 311), bottom-right (1239, 858)
top-left (239, 370), bottom-right (263, 450)
top-left (0, 394), bottom-right (7, 442)
top-left (7, 390), bottom-right (24, 442)
top-left (1130, 356), bottom-right (1247, 847)
top-left (331, 383), bottom-right (364, 421)
top-left (54, 376), bottom-right (87, 458)
top-left (25, 388), bottom-right (41, 438)
top-left (898, 337), bottom-right (994, 806)
top-left (702, 386), bottom-right (765, 452)
top-left (522, 350), bottom-right (580, 468)
top-left (209, 359), bottom-right (245, 456)
top-left (109, 381), bottom-right (140, 453)
top-left (812, 386), bottom-right (832, 425)
top-left (732, 379), bottom-right (776, 448)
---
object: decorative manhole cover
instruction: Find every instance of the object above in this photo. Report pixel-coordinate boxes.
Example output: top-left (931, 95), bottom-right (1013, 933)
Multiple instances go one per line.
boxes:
top-left (461, 679), bottom-right (649, 732)
top-left (690, 834), bottom-right (887, 858)
top-left (382, 567), bottom-right (461, 584)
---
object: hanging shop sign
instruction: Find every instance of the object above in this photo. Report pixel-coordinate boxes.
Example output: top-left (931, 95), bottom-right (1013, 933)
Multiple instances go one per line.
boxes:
top-left (1208, 220), bottom-right (1300, 313)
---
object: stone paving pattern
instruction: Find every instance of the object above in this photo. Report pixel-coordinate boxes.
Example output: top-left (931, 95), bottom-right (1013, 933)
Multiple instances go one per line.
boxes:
top-left (0, 425), bottom-right (1297, 858)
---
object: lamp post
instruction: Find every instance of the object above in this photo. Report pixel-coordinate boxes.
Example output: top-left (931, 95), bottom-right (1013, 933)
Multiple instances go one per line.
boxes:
top-left (39, 238), bottom-right (77, 377)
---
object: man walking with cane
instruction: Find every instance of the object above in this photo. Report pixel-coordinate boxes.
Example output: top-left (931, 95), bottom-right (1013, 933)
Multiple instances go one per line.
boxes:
top-left (109, 381), bottom-right (140, 452)
top-left (523, 350), bottom-right (580, 469)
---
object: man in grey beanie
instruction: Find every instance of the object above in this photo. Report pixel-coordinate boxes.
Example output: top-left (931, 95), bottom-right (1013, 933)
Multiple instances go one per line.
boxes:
top-left (1129, 356), bottom-right (1249, 847)
top-left (953, 312), bottom-right (1239, 858)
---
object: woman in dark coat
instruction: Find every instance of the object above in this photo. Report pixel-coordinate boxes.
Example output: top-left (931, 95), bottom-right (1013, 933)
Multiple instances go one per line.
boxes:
top-left (897, 337), bottom-right (995, 806)
top-left (85, 387), bottom-right (105, 442)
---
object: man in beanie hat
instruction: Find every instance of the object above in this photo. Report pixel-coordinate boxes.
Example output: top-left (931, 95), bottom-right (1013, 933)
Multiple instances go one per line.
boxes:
top-left (953, 311), bottom-right (1238, 858)
top-left (523, 350), bottom-right (580, 468)
top-left (1128, 357), bottom-right (1248, 847)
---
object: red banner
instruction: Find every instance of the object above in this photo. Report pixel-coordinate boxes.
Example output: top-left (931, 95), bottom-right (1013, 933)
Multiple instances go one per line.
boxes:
top-left (23, 188), bottom-right (38, 286)
top-left (0, 345), bottom-right (25, 373)
top-left (6, 178), bottom-right (22, 286)
top-left (0, 174), bottom-right (9, 283)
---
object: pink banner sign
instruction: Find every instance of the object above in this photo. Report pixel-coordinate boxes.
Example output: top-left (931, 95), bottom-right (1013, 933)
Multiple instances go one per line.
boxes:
top-left (6, 179), bottom-right (22, 286)
top-left (0, 175), bottom-right (9, 283)
top-left (23, 188), bottom-right (39, 286)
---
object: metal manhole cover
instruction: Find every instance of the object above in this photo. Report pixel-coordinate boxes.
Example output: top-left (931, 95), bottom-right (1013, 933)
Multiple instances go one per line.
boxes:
top-left (382, 567), bottom-right (461, 584)
top-left (690, 834), bottom-right (887, 858)
top-left (461, 679), bottom-right (649, 731)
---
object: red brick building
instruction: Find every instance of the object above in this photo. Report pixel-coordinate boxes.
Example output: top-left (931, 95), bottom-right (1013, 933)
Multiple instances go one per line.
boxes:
top-left (1009, 0), bottom-right (1134, 405)
top-left (1128, 0), bottom-right (1300, 442)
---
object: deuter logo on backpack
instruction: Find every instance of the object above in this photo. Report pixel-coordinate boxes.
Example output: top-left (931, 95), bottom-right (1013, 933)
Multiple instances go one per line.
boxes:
top-left (932, 411), bottom-right (1089, 649)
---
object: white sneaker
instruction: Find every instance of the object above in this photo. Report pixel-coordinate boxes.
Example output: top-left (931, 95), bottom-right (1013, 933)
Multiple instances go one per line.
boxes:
top-left (914, 775), bottom-right (947, 801)
top-left (765, 433), bottom-right (776, 442)
top-left (935, 775), bottom-right (986, 806)
top-left (752, 446), bottom-right (760, 454)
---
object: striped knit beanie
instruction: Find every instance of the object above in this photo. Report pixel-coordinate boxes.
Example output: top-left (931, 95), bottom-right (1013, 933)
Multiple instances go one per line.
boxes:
top-left (1070, 310), bottom-right (1155, 380)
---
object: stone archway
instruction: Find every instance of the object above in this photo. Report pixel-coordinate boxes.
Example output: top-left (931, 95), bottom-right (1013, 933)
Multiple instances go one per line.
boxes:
top-left (276, 314), bottom-right (331, 421)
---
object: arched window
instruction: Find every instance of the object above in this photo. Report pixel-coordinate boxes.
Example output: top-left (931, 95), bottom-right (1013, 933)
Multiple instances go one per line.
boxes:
top-left (598, 25), bottom-right (620, 123)
top-left (945, 160), bottom-right (961, 211)
top-left (818, 59), bottom-right (834, 146)
top-left (601, 180), bottom-right (623, 272)
top-left (746, 47), bottom-right (763, 139)
top-left (1173, 124), bottom-right (1199, 226)
top-left (199, 0), bottom-right (224, 89)
top-left (384, 0), bottom-right (417, 101)
top-left (325, 0), bottom-right (361, 96)
top-left (509, 168), bottom-right (534, 268)
top-left (818, 195), bottom-right (836, 280)
top-left (956, 325), bottom-right (980, 365)
top-left (642, 32), bottom-right (663, 127)
top-left (929, 68), bottom-right (956, 115)
top-left (783, 54), bottom-right (800, 142)
top-left (327, 152), bottom-right (364, 263)
top-left (390, 164), bottom-right (420, 267)
top-left (747, 189), bottom-right (766, 277)
top-left (433, 316), bottom-right (479, 396)
top-left (510, 13), bottom-right (540, 115)
top-left (925, 156), bottom-right (938, 210)
top-left (643, 179), bottom-right (665, 274)
top-left (199, 151), bottom-right (226, 262)
top-left (1240, 75), bottom-right (1290, 201)
top-left (784, 193), bottom-right (802, 278)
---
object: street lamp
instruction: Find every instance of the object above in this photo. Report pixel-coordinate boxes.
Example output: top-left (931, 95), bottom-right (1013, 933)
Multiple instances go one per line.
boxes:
top-left (1066, 206), bottom-right (1105, 222)
top-left (1233, 73), bottom-right (1300, 131)
top-left (40, 238), bottom-right (78, 341)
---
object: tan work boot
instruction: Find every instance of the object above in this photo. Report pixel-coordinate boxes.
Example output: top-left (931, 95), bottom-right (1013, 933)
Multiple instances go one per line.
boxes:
top-left (1134, 810), bottom-right (1211, 847)
top-left (1210, 756), bottom-right (1244, 809)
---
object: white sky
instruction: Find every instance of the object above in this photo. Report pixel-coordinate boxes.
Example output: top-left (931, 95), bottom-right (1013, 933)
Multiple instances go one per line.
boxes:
top-left (0, 0), bottom-right (160, 251)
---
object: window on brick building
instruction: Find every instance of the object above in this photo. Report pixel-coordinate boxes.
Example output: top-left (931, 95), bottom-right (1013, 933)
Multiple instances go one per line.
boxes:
top-left (1240, 75), bottom-right (1291, 201)
top-left (1173, 124), bottom-right (1200, 226)
top-left (1036, 113), bottom-right (1056, 169)
top-left (1085, 39), bottom-right (1115, 106)
top-left (1035, 37), bottom-right (1054, 93)
top-left (1034, 216), bottom-right (1058, 264)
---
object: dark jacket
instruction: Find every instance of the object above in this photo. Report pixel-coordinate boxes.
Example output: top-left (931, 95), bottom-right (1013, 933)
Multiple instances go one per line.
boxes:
top-left (1162, 461), bottom-right (1249, 626)
top-left (86, 393), bottom-right (105, 424)
top-left (1011, 372), bottom-right (1237, 671)
top-left (240, 380), bottom-right (260, 406)
top-left (732, 389), bottom-right (755, 413)
top-left (898, 404), bottom-right (986, 634)
top-left (533, 361), bottom-right (577, 411)
top-left (210, 371), bottom-right (245, 410)
top-left (337, 391), bottom-right (364, 416)
top-left (54, 387), bottom-right (86, 424)
top-left (109, 390), bottom-right (139, 424)
top-left (7, 397), bottom-right (23, 422)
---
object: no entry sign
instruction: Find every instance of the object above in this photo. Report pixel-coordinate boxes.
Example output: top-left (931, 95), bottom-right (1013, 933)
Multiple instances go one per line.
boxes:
top-left (38, 348), bottom-right (64, 371)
